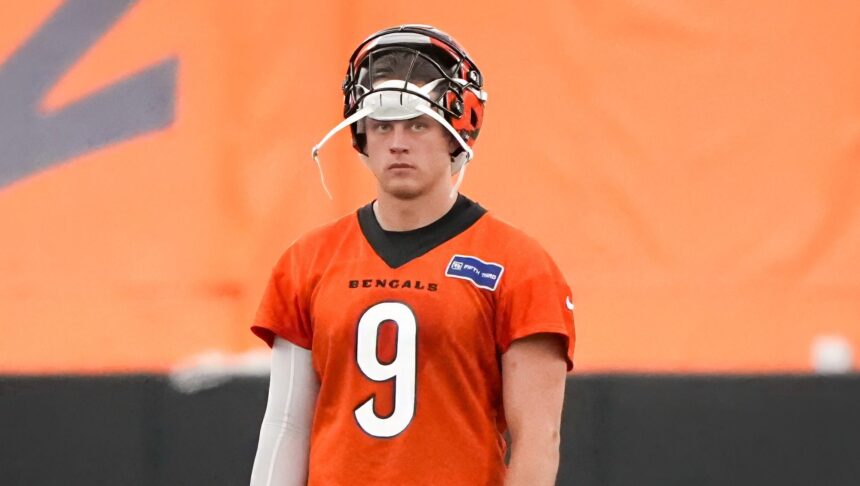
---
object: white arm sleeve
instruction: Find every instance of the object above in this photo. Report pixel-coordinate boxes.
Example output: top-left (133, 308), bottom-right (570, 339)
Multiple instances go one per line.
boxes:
top-left (250, 337), bottom-right (319, 486)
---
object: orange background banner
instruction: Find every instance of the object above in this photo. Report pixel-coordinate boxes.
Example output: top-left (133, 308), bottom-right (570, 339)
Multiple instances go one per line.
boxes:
top-left (1, 0), bottom-right (858, 373)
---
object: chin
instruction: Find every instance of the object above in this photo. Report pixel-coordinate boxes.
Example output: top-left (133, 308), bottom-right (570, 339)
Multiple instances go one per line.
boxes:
top-left (381, 181), bottom-right (425, 200)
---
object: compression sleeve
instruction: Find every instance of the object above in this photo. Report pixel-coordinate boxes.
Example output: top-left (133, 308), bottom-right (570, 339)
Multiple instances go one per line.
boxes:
top-left (249, 337), bottom-right (319, 486)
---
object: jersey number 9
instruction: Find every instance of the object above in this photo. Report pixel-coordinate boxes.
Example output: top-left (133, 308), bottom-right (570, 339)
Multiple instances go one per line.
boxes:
top-left (354, 301), bottom-right (417, 438)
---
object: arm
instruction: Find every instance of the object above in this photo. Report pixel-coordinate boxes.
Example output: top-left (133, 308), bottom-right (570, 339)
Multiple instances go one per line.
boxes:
top-left (250, 337), bottom-right (320, 486)
top-left (502, 333), bottom-right (568, 486)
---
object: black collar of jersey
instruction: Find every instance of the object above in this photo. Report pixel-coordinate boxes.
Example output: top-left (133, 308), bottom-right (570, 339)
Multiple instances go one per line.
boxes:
top-left (357, 194), bottom-right (487, 269)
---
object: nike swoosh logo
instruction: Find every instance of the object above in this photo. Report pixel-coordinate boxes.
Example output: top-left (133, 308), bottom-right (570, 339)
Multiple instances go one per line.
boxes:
top-left (565, 296), bottom-right (574, 311)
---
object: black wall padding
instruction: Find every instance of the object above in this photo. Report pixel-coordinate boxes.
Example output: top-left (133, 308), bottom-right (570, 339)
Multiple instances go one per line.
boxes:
top-left (558, 375), bottom-right (860, 486)
top-left (1, 374), bottom-right (858, 485)
top-left (0, 375), bottom-right (267, 486)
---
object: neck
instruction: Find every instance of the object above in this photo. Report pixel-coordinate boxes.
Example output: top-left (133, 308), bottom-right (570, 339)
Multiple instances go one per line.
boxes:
top-left (373, 185), bottom-right (458, 231)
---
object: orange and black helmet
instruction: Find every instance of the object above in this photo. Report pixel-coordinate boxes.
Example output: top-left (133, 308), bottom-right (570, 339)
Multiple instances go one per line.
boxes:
top-left (342, 24), bottom-right (487, 165)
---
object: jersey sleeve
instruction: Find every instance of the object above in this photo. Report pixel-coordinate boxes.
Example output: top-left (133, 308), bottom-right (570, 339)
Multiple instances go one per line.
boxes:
top-left (494, 239), bottom-right (576, 371)
top-left (251, 244), bottom-right (314, 350)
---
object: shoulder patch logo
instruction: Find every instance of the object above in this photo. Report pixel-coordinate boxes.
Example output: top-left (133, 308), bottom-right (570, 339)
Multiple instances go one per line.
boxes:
top-left (445, 255), bottom-right (504, 291)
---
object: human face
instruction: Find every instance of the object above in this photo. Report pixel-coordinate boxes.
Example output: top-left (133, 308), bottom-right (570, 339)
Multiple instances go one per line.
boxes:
top-left (363, 115), bottom-right (456, 200)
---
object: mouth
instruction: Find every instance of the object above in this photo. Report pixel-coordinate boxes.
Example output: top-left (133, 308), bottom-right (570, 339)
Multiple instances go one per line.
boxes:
top-left (387, 163), bottom-right (415, 170)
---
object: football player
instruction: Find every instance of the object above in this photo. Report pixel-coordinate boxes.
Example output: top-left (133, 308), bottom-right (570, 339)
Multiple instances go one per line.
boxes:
top-left (250, 24), bottom-right (576, 486)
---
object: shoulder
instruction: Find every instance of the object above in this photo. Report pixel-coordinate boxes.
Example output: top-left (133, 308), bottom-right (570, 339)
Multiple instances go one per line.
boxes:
top-left (475, 212), bottom-right (552, 259)
top-left (293, 211), bottom-right (358, 249)
top-left (273, 211), bottom-right (360, 270)
top-left (471, 212), bottom-right (566, 289)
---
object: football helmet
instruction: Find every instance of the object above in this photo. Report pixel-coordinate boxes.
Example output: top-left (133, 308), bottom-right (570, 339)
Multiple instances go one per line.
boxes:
top-left (312, 25), bottom-right (487, 191)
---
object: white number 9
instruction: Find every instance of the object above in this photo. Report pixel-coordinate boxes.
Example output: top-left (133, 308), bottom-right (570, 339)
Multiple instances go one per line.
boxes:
top-left (354, 301), bottom-right (417, 438)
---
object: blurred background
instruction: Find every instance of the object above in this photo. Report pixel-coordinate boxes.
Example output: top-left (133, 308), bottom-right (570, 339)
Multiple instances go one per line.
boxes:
top-left (1, 0), bottom-right (858, 485)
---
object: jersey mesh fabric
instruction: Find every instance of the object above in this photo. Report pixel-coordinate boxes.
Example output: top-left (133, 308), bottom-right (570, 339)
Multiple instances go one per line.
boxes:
top-left (252, 203), bottom-right (575, 485)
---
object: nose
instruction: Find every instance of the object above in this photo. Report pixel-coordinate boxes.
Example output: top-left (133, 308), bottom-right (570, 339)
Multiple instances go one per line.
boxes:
top-left (389, 123), bottom-right (409, 155)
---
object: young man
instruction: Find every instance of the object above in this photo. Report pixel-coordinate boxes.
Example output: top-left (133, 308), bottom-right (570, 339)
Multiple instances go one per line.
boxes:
top-left (250, 25), bottom-right (576, 486)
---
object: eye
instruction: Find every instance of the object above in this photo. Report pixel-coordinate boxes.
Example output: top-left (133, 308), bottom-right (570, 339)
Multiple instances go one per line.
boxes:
top-left (370, 121), bottom-right (392, 133)
top-left (410, 120), bottom-right (428, 131)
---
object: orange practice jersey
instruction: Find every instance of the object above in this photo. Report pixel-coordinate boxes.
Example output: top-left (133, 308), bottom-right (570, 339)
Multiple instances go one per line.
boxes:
top-left (252, 196), bottom-right (575, 485)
